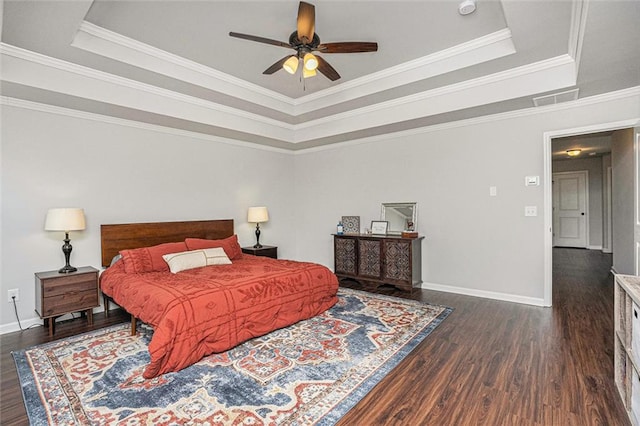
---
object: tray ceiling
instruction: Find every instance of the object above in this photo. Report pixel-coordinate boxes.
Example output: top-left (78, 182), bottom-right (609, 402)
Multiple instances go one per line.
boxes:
top-left (1, 0), bottom-right (639, 150)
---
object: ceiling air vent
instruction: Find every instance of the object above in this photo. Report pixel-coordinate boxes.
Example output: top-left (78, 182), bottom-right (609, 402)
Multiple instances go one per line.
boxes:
top-left (533, 88), bottom-right (579, 107)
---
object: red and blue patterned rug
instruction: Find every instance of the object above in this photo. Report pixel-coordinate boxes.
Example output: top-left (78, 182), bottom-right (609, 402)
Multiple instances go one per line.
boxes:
top-left (13, 288), bottom-right (451, 425)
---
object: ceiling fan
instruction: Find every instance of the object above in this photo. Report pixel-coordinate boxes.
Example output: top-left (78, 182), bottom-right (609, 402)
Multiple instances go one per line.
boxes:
top-left (229, 1), bottom-right (378, 81)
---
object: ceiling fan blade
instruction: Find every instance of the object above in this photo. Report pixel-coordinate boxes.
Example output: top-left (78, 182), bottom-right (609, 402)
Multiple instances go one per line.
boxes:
top-left (229, 32), bottom-right (291, 49)
top-left (263, 56), bottom-right (292, 75)
top-left (317, 42), bottom-right (378, 53)
top-left (316, 56), bottom-right (340, 81)
top-left (297, 1), bottom-right (315, 44)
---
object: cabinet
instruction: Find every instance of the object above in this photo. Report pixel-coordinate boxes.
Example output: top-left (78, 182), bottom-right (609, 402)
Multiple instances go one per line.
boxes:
top-left (614, 274), bottom-right (640, 424)
top-left (333, 234), bottom-right (423, 293)
top-left (35, 266), bottom-right (99, 336)
top-left (242, 245), bottom-right (278, 259)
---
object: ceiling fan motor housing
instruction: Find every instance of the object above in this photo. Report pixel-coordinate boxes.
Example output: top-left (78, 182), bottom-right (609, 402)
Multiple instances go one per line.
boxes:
top-left (289, 31), bottom-right (321, 50)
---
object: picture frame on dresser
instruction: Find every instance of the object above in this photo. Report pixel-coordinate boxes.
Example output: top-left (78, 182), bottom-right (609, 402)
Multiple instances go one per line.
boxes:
top-left (370, 220), bottom-right (388, 235)
top-left (341, 216), bottom-right (360, 234)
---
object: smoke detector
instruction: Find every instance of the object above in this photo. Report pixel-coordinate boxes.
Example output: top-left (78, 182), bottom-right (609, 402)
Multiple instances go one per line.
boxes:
top-left (458, 0), bottom-right (476, 15)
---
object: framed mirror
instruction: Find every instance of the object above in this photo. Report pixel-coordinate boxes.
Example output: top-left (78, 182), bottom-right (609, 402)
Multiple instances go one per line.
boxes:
top-left (380, 202), bottom-right (417, 235)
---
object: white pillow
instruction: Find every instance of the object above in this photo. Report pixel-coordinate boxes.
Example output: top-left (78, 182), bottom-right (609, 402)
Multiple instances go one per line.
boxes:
top-left (162, 248), bottom-right (232, 273)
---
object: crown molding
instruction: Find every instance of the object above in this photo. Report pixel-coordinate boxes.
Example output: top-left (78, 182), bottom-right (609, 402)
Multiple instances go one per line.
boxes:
top-left (72, 22), bottom-right (515, 116)
top-left (0, 43), bottom-right (295, 141)
top-left (295, 86), bottom-right (640, 154)
top-left (294, 29), bottom-right (516, 114)
top-left (292, 55), bottom-right (577, 142)
top-left (568, 0), bottom-right (589, 75)
top-left (1, 42), bottom-right (583, 145)
top-left (4, 87), bottom-right (638, 156)
top-left (0, 96), bottom-right (294, 155)
top-left (72, 21), bottom-right (296, 113)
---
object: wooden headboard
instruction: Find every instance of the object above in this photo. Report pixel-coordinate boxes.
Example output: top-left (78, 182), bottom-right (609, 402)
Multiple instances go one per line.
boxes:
top-left (101, 219), bottom-right (234, 267)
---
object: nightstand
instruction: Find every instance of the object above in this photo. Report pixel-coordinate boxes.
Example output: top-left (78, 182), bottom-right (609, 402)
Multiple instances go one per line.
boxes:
top-left (242, 245), bottom-right (278, 259)
top-left (35, 266), bottom-right (99, 336)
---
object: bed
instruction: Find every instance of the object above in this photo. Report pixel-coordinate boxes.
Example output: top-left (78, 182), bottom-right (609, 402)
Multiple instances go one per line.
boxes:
top-left (99, 219), bottom-right (339, 379)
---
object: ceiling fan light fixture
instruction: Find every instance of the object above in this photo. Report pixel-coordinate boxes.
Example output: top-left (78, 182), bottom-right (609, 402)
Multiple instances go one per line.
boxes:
top-left (303, 52), bottom-right (318, 71)
top-left (283, 56), bottom-right (299, 74)
top-left (303, 67), bottom-right (317, 78)
top-left (567, 149), bottom-right (582, 157)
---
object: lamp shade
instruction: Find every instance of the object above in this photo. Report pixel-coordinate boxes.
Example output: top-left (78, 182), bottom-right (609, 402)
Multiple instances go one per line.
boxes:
top-left (247, 206), bottom-right (269, 223)
top-left (44, 208), bottom-right (86, 232)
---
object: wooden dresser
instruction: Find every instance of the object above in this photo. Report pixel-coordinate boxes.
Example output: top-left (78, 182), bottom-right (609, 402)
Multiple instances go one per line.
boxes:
top-left (333, 234), bottom-right (423, 293)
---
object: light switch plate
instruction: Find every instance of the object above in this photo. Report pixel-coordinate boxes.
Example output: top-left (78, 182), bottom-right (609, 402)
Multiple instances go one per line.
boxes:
top-left (489, 186), bottom-right (497, 196)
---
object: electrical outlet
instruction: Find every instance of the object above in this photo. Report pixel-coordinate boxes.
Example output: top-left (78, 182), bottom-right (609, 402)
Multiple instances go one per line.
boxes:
top-left (8, 289), bottom-right (19, 303)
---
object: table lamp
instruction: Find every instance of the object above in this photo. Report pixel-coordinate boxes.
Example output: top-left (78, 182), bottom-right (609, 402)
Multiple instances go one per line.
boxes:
top-left (247, 206), bottom-right (269, 248)
top-left (45, 208), bottom-right (86, 273)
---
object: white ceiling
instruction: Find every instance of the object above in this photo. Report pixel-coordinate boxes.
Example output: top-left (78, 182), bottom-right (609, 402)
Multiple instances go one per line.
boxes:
top-left (1, 0), bottom-right (639, 151)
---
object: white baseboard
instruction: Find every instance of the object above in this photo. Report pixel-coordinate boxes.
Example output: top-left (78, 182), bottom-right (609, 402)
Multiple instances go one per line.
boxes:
top-left (0, 317), bottom-right (44, 335)
top-left (421, 281), bottom-right (547, 307)
top-left (588, 245), bottom-right (603, 250)
top-left (603, 248), bottom-right (612, 253)
top-left (0, 305), bottom-right (108, 335)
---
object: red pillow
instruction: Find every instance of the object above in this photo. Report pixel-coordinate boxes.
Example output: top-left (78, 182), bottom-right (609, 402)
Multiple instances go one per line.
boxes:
top-left (185, 235), bottom-right (242, 260)
top-left (120, 242), bottom-right (188, 274)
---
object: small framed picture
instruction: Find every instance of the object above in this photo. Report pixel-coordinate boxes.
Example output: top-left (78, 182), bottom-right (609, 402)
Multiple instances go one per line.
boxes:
top-left (342, 216), bottom-right (360, 234)
top-left (370, 220), bottom-right (389, 235)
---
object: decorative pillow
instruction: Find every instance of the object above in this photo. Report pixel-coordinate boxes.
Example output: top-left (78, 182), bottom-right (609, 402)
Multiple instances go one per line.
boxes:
top-left (120, 242), bottom-right (188, 274)
top-left (109, 254), bottom-right (122, 267)
top-left (185, 235), bottom-right (242, 260)
top-left (163, 248), bottom-right (232, 273)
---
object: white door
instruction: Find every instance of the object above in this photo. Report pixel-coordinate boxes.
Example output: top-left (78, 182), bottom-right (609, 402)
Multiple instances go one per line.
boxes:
top-left (553, 171), bottom-right (588, 248)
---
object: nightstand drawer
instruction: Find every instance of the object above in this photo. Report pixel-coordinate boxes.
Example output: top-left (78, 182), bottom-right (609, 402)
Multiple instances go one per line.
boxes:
top-left (41, 289), bottom-right (98, 317)
top-left (43, 276), bottom-right (96, 297)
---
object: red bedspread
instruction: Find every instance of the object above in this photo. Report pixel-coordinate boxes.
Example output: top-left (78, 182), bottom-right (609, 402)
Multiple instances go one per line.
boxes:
top-left (100, 254), bottom-right (338, 378)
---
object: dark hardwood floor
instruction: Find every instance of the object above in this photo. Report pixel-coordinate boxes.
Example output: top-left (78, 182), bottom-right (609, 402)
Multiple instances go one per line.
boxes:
top-left (0, 248), bottom-right (629, 425)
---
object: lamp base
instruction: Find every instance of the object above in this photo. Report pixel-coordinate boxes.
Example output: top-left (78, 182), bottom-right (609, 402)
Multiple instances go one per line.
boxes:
top-left (254, 223), bottom-right (263, 249)
top-left (58, 265), bottom-right (77, 274)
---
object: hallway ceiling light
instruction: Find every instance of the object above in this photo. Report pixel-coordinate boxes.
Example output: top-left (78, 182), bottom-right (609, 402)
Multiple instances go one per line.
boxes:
top-left (566, 149), bottom-right (582, 157)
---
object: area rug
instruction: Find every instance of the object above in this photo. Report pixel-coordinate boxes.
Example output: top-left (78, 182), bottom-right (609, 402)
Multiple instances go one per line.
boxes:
top-left (13, 288), bottom-right (452, 425)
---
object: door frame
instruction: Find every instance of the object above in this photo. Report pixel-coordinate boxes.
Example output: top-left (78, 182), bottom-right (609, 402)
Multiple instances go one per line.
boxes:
top-left (543, 119), bottom-right (639, 306)
top-left (635, 128), bottom-right (640, 275)
top-left (552, 170), bottom-right (589, 248)
top-left (604, 166), bottom-right (613, 253)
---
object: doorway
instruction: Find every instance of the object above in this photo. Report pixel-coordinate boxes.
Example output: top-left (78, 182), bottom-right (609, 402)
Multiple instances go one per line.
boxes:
top-left (543, 120), bottom-right (638, 306)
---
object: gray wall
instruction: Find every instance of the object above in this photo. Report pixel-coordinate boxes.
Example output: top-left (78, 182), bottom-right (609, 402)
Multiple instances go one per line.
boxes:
top-left (293, 94), bottom-right (640, 304)
top-left (612, 128), bottom-right (635, 274)
top-left (1, 106), bottom-right (297, 329)
top-left (553, 156), bottom-right (604, 248)
top-left (2, 91), bottom-right (640, 330)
